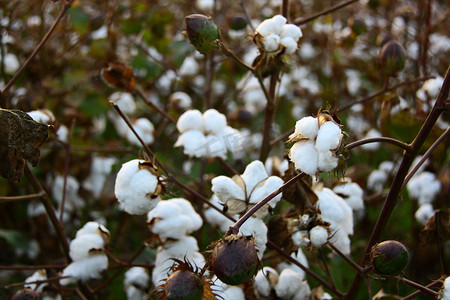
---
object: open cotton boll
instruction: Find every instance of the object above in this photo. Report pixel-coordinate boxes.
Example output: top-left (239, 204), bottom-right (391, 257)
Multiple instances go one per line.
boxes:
top-left (277, 249), bottom-right (309, 279)
top-left (315, 121), bottom-right (342, 152)
top-left (75, 221), bottom-right (109, 238)
top-left (415, 203), bottom-right (434, 225)
top-left (126, 118), bottom-right (154, 146)
top-left (4, 53), bottom-right (20, 73)
top-left (281, 36), bottom-right (298, 54)
top-left (61, 254), bottom-right (108, 285)
top-left (211, 176), bottom-right (246, 203)
top-left (124, 267), bottom-right (149, 299)
top-left (361, 128), bottom-right (382, 150)
top-left (441, 276), bottom-right (450, 300)
top-left (176, 110), bottom-right (203, 133)
top-left (25, 270), bottom-right (47, 293)
top-left (114, 159), bottom-right (160, 215)
top-left (289, 140), bottom-right (319, 175)
top-left (174, 130), bottom-right (207, 157)
top-left (109, 92), bottom-right (136, 115)
top-left (280, 24), bottom-right (303, 41)
top-left (204, 135), bottom-right (227, 159)
top-left (263, 34), bottom-right (281, 52)
top-left (168, 198), bottom-right (203, 230)
top-left (367, 169), bottom-right (388, 191)
top-left (169, 91), bottom-right (192, 110)
top-left (239, 217), bottom-right (268, 259)
top-left (317, 151), bottom-right (339, 172)
top-left (254, 267), bottom-right (278, 297)
top-left (69, 234), bottom-right (105, 261)
top-left (256, 15), bottom-right (287, 37)
top-left (293, 116), bottom-right (319, 140)
top-left (316, 188), bottom-right (353, 235)
top-left (179, 56), bottom-right (199, 76)
top-left (241, 160), bottom-right (270, 197)
top-left (333, 181), bottom-right (364, 211)
top-left (275, 268), bottom-right (310, 300)
top-left (407, 171), bottom-right (441, 205)
top-left (27, 109), bottom-right (55, 124)
top-left (309, 226), bottom-right (329, 247)
top-left (202, 109), bottom-right (227, 135)
top-left (249, 176), bottom-right (284, 206)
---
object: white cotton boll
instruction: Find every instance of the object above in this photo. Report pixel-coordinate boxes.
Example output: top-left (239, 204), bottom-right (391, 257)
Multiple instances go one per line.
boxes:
top-left (126, 118), bottom-right (154, 146)
top-left (415, 203), bottom-right (434, 226)
top-left (148, 202), bottom-right (191, 240)
top-left (241, 160), bottom-right (270, 197)
top-left (177, 110), bottom-right (203, 133)
top-left (275, 268), bottom-right (310, 300)
top-left (280, 24), bottom-right (302, 41)
top-left (218, 126), bottom-right (242, 152)
top-left (76, 221), bottom-right (109, 238)
top-left (333, 181), bottom-right (364, 211)
top-left (254, 267), bottom-right (278, 297)
top-left (211, 176), bottom-right (246, 203)
top-left (379, 161), bottom-right (395, 173)
top-left (281, 37), bottom-right (298, 54)
top-left (293, 116), bottom-right (319, 140)
top-left (292, 230), bottom-right (310, 248)
top-left (196, 0), bottom-right (214, 10)
top-left (317, 151), bottom-right (339, 172)
top-left (125, 286), bottom-right (146, 300)
top-left (91, 25), bottom-right (107, 39)
top-left (204, 196), bottom-right (235, 232)
top-left (249, 176), bottom-right (284, 208)
top-left (109, 92), bottom-right (136, 115)
top-left (56, 125), bottom-right (69, 142)
top-left (203, 109), bottom-right (227, 134)
top-left (239, 217), bottom-right (268, 259)
top-left (263, 34), bottom-right (281, 52)
top-left (407, 172), bottom-right (441, 205)
top-left (169, 198), bottom-right (203, 230)
top-left (289, 140), bottom-right (319, 175)
top-left (367, 169), bottom-right (388, 191)
top-left (316, 122), bottom-right (342, 152)
top-left (309, 226), bottom-right (329, 247)
top-left (174, 130), bottom-right (207, 157)
top-left (69, 234), bottom-right (105, 261)
top-left (281, 249), bottom-right (309, 279)
top-left (221, 285), bottom-right (246, 300)
top-left (179, 56), bottom-right (199, 76)
top-left (316, 188), bottom-right (353, 235)
top-left (124, 267), bottom-right (149, 290)
top-left (299, 42), bottom-right (315, 59)
top-left (169, 91), bottom-right (192, 110)
top-left (51, 175), bottom-right (84, 212)
top-left (25, 270), bottom-right (47, 293)
top-left (256, 15), bottom-right (286, 37)
top-left (204, 135), bottom-right (227, 159)
top-left (61, 254), bottom-right (108, 285)
top-left (27, 109), bottom-right (55, 124)
top-left (441, 276), bottom-right (450, 300)
top-left (421, 76), bottom-right (444, 98)
top-left (114, 159), bottom-right (160, 215)
top-left (4, 53), bottom-right (20, 73)
top-left (361, 128), bottom-right (382, 150)
top-left (328, 225), bottom-right (351, 255)
top-left (84, 155), bottom-right (117, 199)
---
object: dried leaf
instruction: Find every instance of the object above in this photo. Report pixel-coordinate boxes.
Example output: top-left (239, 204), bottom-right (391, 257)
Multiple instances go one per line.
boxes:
top-left (101, 62), bottom-right (136, 92)
top-left (267, 216), bottom-right (297, 254)
top-left (0, 108), bottom-right (48, 182)
top-left (420, 208), bottom-right (450, 244)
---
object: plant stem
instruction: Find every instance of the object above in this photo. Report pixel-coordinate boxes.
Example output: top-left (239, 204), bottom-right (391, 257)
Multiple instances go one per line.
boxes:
top-left (1, 0), bottom-right (73, 98)
top-left (219, 41), bottom-right (254, 72)
top-left (345, 67), bottom-right (450, 299)
top-left (0, 192), bottom-right (46, 204)
top-left (345, 137), bottom-right (411, 151)
top-left (293, 0), bottom-right (358, 26)
top-left (259, 71), bottom-right (278, 162)
top-left (395, 276), bottom-right (439, 297)
top-left (401, 279), bottom-right (442, 300)
top-left (132, 87), bottom-right (176, 124)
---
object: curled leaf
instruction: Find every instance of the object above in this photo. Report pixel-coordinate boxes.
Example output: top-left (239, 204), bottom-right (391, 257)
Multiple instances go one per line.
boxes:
top-left (0, 109), bottom-right (49, 182)
top-left (101, 62), bottom-right (136, 92)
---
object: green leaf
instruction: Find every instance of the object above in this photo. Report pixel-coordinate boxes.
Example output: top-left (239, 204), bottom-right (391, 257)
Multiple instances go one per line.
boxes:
top-left (0, 229), bottom-right (30, 250)
top-left (68, 7), bottom-right (90, 35)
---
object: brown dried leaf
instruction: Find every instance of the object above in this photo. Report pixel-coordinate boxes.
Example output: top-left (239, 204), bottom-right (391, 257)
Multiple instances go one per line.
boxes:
top-left (267, 216), bottom-right (297, 254)
top-left (101, 62), bottom-right (136, 92)
top-left (0, 108), bottom-right (48, 182)
top-left (420, 208), bottom-right (450, 244)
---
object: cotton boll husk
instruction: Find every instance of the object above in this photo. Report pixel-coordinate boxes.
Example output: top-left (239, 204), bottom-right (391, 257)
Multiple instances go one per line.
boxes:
top-left (176, 110), bottom-right (203, 133)
top-left (280, 24), bottom-right (302, 41)
top-left (211, 176), bottom-right (246, 203)
top-left (61, 254), bottom-right (108, 285)
top-left (25, 270), bottom-right (47, 293)
top-left (239, 217), bottom-right (268, 259)
top-left (263, 34), bottom-right (281, 52)
top-left (315, 121), bottom-right (342, 152)
top-left (179, 56), bottom-right (199, 76)
top-left (249, 176), bottom-right (284, 208)
top-left (174, 130), bottom-right (207, 157)
top-left (239, 160), bottom-right (269, 197)
top-left (289, 140), bottom-right (319, 175)
top-left (280, 36), bottom-right (298, 54)
top-left (204, 135), bottom-right (227, 159)
top-left (415, 203), bottom-right (434, 225)
top-left (275, 268), bottom-right (310, 300)
top-left (203, 109), bottom-right (227, 134)
top-left (293, 116), bottom-right (319, 140)
top-left (317, 150), bottom-right (339, 172)
top-left (254, 267), bottom-right (278, 297)
top-left (126, 118), bottom-right (154, 146)
top-left (309, 225), bottom-right (329, 247)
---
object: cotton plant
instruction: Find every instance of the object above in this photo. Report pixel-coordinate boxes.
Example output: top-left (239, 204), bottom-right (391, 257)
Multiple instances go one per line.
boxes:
top-left (84, 155), bottom-right (117, 199)
top-left (288, 114), bottom-right (344, 176)
top-left (211, 160), bottom-right (284, 219)
top-left (114, 159), bottom-right (163, 215)
top-left (254, 14), bottom-right (303, 56)
top-left (60, 222), bottom-right (110, 285)
top-left (124, 267), bottom-right (149, 300)
top-left (175, 109), bottom-right (240, 159)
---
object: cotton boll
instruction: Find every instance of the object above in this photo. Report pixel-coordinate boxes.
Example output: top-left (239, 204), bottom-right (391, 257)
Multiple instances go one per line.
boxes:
top-left (249, 176), bottom-right (284, 209)
top-left (263, 34), bottom-right (281, 52)
top-left (280, 24), bottom-right (302, 41)
top-left (174, 130), bottom-right (207, 157)
top-left (332, 180), bottom-right (364, 211)
top-left (169, 91), bottom-right (192, 110)
top-left (315, 121), bottom-right (342, 152)
top-left (441, 276), bottom-right (450, 300)
top-left (124, 267), bottom-right (149, 291)
top-left (240, 160), bottom-right (270, 197)
top-left (292, 116), bottom-right (319, 140)
top-left (203, 109), bottom-right (227, 134)
top-left (361, 128), bottom-right (382, 151)
top-left (126, 118), bottom-right (154, 146)
top-left (211, 176), bottom-right (246, 203)
top-left (289, 140), bottom-right (319, 175)
top-left (367, 169), bottom-right (388, 191)
top-left (254, 267), bottom-right (278, 297)
top-left (317, 151), bottom-right (339, 172)
top-left (309, 226), bottom-right (329, 247)
top-left (69, 234), bottom-right (105, 261)
top-left (4, 53), bottom-right (20, 73)
top-left (168, 198), bottom-right (203, 230)
top-left (256, 15), bottom-right (286, 37)
top-left (27, 109), bottom-right (55, 124)
top-left (196, 0), bottom-right (214, 10)
top-left (84, 155), bottom-right (117, 199)
top-left (204, 196), bottom-right (235, 232)
top-left (220, 285), bottom-right (246, 300)
top-left (203, 135), bottom-right (227, 159)
top-left (415, 203), bottom-right (434, 225)
top-left (280, 36), bottom-right (298, 54)
top-left (61, 254), bottom-right (108, 284)
top-left (291, 230), bottom-right (310, 248)
top-left (275, 268), bottom-right (310, 300)
top-left (179, 56), bottom-right (199, 76)
top-left (407, 172), bottom-right (441, 204)
top-left (25, 270), bottom-right (47, 293)
top-left (239, 217), bottom-right (268, 259)
top-left (109, 92), bottom-right (136, 115)
top-left (177, 110), bottom-right (203, 133)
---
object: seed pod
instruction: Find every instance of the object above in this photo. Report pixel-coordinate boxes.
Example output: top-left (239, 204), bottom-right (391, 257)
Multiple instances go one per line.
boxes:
top-left (11, 289), bottom-right (40, 300)
top-left (164, 269), bottom-right (204, 300)
top-left (378, 40), bottom-right (406, 76)
top-left (185, 14), bottom-right (219, 55)
top-left (371, 240), bottom-right (409, 275)
top-left (209, 234), bottom-right (259, 285)
top-left (230, 16), bottom-right (248, 31)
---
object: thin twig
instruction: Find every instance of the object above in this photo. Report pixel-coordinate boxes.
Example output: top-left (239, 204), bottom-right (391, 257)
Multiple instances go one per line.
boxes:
top-left (0, 192), bottom-right (46, 204)
top-left (60, 119), bottom-right (75, 222)
top-left (132, 87), bottom-right (176, 124)
top-left (293, 0), bottom-right (358, 26)
top-left (345, 136), bottom-right (411, 152)
top-left (395, 276), bottom-right (439, 297)
top-left (401, 279), bottom-right (442, 300)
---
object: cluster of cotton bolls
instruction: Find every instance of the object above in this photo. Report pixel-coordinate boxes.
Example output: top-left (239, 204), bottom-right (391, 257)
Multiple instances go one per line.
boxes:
top-left (254, 250), bottom-right (312, 300)
top-left (175, 109), bottom-right (240, 159)
top-left (147, 198), bottom-right (204, 285)
top-left (114, 159), bottom-right (162, 215)
top-left (407, 168), bottom-right (441, 225)
top-left (288, 116), bottom-right (344, 176)
top-left (123, 267), bottom-right (149, 300)
top-left (254, 15), bottom-right (302, 56)
top-left (367, 161), bottom-right (398, 191)
top-left (60, 222), bottom-right (109, 285)
top-left (108, 92), bottom-right (155, 146)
